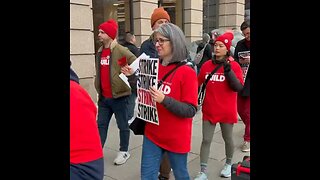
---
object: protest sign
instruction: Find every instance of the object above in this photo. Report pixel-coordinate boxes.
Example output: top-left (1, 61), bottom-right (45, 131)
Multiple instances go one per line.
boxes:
top-left (136, 57), bottom-right (160, 125)
top-left (238, 51), bottom-right (250, 81)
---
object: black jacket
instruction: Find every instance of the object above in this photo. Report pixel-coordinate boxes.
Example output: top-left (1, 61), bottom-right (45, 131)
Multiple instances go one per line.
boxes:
top-left (234, 38), bottom-right (250, 97)
top-left (140, 38), bottom-right (158, 58)
top-left (70, 68), bottom-right (79, 83)
top-left (122, 41), bottom-right (140, 57)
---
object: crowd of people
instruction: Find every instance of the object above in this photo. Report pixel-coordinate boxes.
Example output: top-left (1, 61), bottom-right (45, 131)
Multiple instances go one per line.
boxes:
top-left (70, 6), bottom-right (250, 180)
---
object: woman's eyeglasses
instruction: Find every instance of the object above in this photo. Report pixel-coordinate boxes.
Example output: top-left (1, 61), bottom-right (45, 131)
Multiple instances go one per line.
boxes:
top-left (153, 38), bottom-right (170, 45)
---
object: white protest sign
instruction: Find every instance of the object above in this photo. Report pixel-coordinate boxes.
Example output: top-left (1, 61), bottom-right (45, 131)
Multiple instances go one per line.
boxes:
top-left (137, 57), bottom-right (160, 125)
top-left (238, 51), bottom-right (250, 81)
top-left (119, 53), bottom-right (149, 88)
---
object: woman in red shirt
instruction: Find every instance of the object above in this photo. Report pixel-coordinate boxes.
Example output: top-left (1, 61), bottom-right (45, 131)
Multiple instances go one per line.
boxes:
top-left (122, 23), bottom-right (197, 180)
top-left (143, 23), bottom-right (198, 180)
top-left (195, 32), bottom-right (244, 180)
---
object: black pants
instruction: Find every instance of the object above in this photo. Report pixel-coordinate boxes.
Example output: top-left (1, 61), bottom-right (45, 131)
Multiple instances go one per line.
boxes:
top-left (70, 158), bottom-right (104, 180)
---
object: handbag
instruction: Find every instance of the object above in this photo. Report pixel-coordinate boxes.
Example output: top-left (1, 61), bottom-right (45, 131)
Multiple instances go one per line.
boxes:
top-left (194, 43), bottom-right (208, 65)
top-left (129, 61), bottom-right (187, 135)
top-left (128, 116), bottom-right (146, 135)
top-left (198, 63), bottom-right (223, 106)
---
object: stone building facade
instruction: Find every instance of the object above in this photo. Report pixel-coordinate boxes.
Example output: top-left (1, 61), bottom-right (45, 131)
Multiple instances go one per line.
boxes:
top-left (70, 0), bottom-right (248, 101)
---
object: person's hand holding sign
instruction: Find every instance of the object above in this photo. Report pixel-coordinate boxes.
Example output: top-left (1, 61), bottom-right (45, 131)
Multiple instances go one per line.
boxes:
top-left (121, 64), bottom-right (134, 76)
top-left (149, 86), bottom-right (165, 103)
top-left (239, 54), bottom-right (250, 64)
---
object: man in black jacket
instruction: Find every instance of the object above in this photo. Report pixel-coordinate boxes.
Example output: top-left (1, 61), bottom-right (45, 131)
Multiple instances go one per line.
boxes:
top-left (122, 32), bottom-right (140, 126)
top-left (123, 32), bottom-right (140, 57)
top-left (234, 20), bottom-right (251, 152)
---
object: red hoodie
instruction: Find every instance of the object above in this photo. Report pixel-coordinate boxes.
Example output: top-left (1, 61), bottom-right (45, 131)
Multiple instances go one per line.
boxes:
top-left (70, 80), bottom-right (103, 164)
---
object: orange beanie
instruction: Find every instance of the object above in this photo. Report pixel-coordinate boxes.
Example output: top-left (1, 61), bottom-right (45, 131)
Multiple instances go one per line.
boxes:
top-left (150, 7), bottom-right (170, 28)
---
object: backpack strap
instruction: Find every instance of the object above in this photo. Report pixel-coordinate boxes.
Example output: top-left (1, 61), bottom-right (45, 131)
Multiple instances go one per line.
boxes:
top-left (198, 63), bottom-right (223, 105)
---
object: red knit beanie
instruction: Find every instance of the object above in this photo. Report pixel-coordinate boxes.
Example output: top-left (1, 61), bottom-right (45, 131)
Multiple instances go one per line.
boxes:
top-left (215, 32), bottom-right (234, 51)
top-left (150, 7), bottom-right (170, 28)
top-left (99, 19), bottom-right (118, 40)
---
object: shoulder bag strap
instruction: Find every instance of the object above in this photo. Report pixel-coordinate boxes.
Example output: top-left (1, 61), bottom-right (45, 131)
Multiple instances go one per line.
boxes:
top-left (158, 61), bottom-right (187, 89)
top-left (199, 63), bottom-right (223, 93)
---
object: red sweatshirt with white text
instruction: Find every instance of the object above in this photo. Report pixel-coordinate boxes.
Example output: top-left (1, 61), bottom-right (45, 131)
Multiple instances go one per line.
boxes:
top-left (198, 60), bottom-right (243, 124)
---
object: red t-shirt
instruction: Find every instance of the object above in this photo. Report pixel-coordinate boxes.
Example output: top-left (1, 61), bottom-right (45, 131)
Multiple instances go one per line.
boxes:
top-left (145, 64), bottom-right (198, 153)
top-left (70, 80), bottom-right (103, 164)
top-left (100, 48), bottom-right (113, 98)
top-left (198, 60), bottom-right (244, 124)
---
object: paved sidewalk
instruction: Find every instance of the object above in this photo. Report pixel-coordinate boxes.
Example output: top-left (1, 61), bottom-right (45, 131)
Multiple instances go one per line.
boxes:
top-left (102, 111), bottom-right (250, 180)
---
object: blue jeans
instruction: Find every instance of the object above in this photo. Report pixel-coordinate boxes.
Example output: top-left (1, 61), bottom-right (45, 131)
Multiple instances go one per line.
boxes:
top-left (70, 158), bottom-right (104, 180)
top-left (141, 136), bottom-right (190, 180)
top-left (97, 95), bottom-right (130, 151)
top-left (127, 93), bottom-right (137, 121)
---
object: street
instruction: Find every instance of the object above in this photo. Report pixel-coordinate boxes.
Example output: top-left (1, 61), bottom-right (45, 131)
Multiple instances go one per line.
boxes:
top-left (102, 111), bottom-right (250, 180)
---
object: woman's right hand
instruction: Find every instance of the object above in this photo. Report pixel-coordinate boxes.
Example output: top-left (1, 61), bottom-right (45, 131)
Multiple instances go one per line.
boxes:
top-left (149, 86), bottom-right (165, 103)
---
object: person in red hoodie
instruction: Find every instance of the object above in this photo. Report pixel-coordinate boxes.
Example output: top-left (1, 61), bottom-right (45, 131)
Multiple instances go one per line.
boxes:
top-left (70, 67), bottom-right (104, 180)
top-left (195, 32), bottom-right (244, 180)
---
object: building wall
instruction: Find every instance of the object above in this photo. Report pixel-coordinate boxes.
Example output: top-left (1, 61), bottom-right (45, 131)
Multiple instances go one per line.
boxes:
top-left (218, 0), bottom-right (246, 30)
top-left (184, 0), bottom-right (203, 44)
top-left (132, 0), bottom-right (246, 44)
top-left (70, 0), bottom-right (97, 102)
top-left (133, 0), bottom-right (158, 46)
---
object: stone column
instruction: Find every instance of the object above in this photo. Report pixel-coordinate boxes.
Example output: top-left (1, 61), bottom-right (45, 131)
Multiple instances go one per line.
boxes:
top-left (70, 0), bottom-right (97, 101)
top-left (218, 0), bottom-right (245, 30)
top-left (175, 0), bottom-right (183, 29)
top-left (124, 1), bottom-right (131, 32)
top-left (183, 0), bottom-right (203, 44)
top-left (133, 0), bottom-right (158, 47)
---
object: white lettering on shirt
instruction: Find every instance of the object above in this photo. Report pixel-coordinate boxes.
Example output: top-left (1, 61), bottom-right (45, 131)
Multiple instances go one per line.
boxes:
top-left (100, 56), bottom-right (110, 65)
top-left (159, 84), bottom-right (171, 95)
top-left (205, 74), bottom-right (225, 82)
